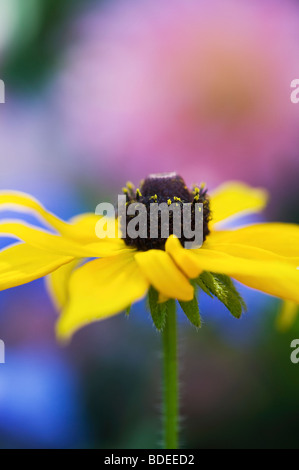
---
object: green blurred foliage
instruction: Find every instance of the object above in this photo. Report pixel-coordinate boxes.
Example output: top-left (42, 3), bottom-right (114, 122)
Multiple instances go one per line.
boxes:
top-left (67, 305), bottom-right (299, 449)
top-left (183, 309), bottom-right (299, 449)
top-left (2, 0), bottom-right (89, 92)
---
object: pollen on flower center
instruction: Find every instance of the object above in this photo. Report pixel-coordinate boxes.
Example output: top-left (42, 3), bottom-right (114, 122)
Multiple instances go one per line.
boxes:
top-left (120, 173), bottom-right (211, 251)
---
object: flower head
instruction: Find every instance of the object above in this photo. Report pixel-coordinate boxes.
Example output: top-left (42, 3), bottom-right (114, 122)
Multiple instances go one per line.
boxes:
top-left (121, 173), bottom-right (211, 251)
top-left (0, 176), bottom-right (299, 339)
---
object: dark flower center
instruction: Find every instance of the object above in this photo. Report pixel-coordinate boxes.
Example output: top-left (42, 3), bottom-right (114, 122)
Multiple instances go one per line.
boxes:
top-left (120, 172), bottom-right (211, 251)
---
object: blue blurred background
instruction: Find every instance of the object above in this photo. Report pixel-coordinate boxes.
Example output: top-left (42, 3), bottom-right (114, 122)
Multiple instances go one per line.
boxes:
top-left (0, 0), bottom-right (299, 449)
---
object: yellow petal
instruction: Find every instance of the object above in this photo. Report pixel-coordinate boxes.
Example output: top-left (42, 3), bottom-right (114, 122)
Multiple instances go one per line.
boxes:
top-left (134, 249), bottom-right (194, 301)
top-left (158, 293), bottom-right (169, 303)
top-left (165, 235), bottom-right (201, 278)
top-left (166, 236), bottom-right (299, 303)
top-left (0, 243), bottom-right (72, 290)
top-left (46, 259), bottom-right (79, 310)
top-left (68, 213), bottom-right (119, 242)
top-left (0, 220), bottom-right (128, 258)
top-left (209, 182), bottom-right (268, 227)
top-left (189, 247), bottom-right (299, 303)
top-left (276, 301), bottom-right (298, 331)
top-left (0, 191), bottom-right (71, 233)
top-left (56, 252), bottom-right (149, 340)
top-left (207, 223), bottom-right (299, 258)
top-left (0, 191), bottom-right (122, 246)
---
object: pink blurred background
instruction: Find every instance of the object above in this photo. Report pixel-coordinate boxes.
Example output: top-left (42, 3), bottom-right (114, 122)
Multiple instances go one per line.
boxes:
top-left (57, 0), bottom-right (299, 188)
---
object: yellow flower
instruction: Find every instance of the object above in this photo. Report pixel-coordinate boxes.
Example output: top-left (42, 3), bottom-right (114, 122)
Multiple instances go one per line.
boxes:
top-left (276, 301), bottom-right (299, 331)
top-left (0, 175), bottom-right (298, 340)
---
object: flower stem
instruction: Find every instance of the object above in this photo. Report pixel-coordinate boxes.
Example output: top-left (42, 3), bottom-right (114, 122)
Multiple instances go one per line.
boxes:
top-left (162, 300), bottom-right (179, 449)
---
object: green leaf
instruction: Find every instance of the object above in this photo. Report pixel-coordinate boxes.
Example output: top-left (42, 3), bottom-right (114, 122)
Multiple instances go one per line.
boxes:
top-left (125, 304), bottom-right (131, 316)
top-left (195, 274), bottom-right (213, 298)
top-left (213, 273), bottom-right (247, 318)
top-left (195, 272), bottom-right (247, 319)
top-left (179, 287), bottom-right (201, 328)
top-left (148, 286), bottom-right (168, 331)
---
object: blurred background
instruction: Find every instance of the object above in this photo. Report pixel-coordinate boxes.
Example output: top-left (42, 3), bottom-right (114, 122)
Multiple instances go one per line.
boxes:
top-left (0, 0), bottom-right (299, 449)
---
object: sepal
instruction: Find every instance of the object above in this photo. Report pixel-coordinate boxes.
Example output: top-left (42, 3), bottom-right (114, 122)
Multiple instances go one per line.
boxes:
top-left (179, 282), bottom-right (201, 328)
top-left (148, 286), bottom-right (168, 331)
top-left (196, 272), bottom-right (246, 319)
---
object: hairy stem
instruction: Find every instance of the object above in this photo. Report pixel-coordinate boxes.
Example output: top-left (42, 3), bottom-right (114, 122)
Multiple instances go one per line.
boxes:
top-left (162, 300), bottom-right (179, 449)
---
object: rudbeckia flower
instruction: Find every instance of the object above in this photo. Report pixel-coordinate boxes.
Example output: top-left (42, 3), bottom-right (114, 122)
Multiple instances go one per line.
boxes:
top-left (0, 173), bottom-right (298, 340)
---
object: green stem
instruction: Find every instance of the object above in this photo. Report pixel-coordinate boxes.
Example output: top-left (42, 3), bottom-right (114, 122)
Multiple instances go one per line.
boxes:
top-left (162, 300), bottom-right (179, 449)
